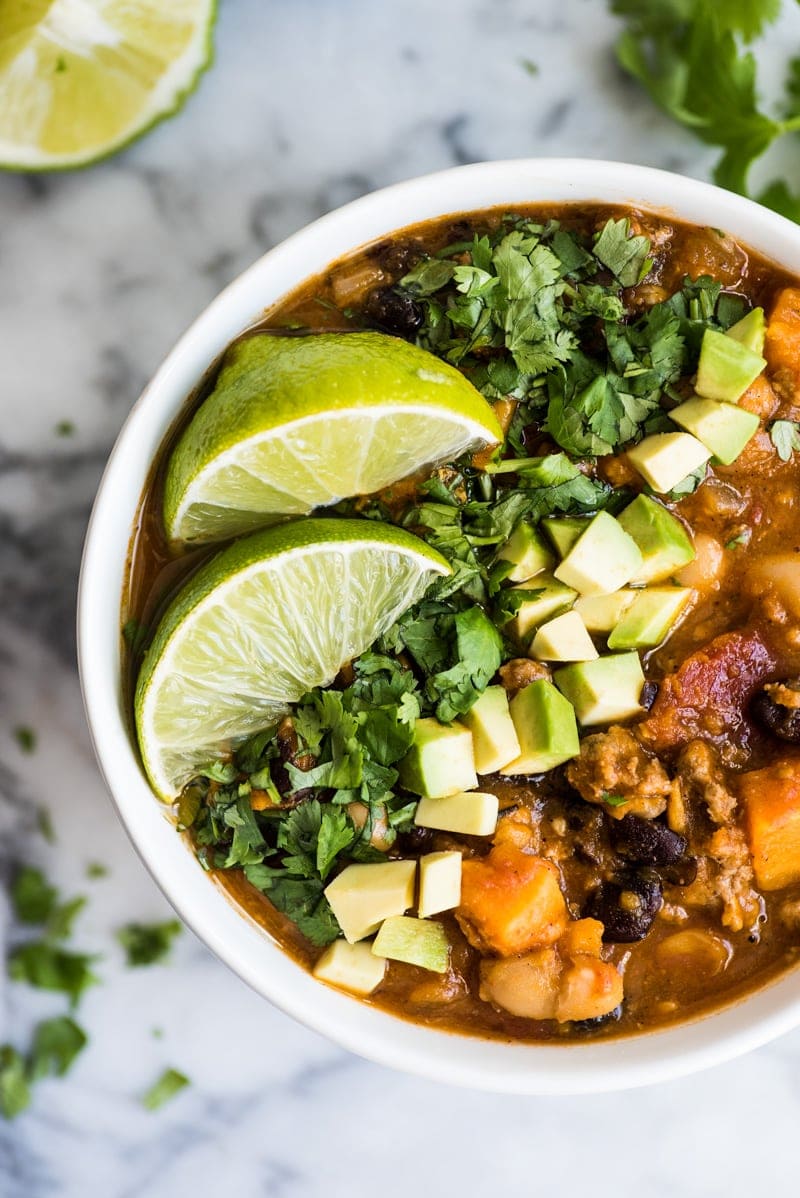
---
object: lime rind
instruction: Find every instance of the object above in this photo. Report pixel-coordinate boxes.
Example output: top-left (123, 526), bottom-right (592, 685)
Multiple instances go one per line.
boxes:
top-left (134, 518), bottom-right (450, 799)
top-left (0, 0), bottom-right (217, 172)
top-left (163, 332), bottom-right (503, 545)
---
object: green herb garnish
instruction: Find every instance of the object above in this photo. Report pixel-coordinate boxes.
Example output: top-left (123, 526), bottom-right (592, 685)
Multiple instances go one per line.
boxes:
top-left (14, 726), bottom-right (36, 753)
top-left (769, 420), bottom-right (800, 461)
top-left (117, 920), bottom-right (182, 967)
top-left (142, 1067), bottom-right (189, 1111)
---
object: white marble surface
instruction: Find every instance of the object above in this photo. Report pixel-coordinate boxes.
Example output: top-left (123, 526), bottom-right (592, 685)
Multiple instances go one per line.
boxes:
top-left (3, 0), bottom-right (800, 1193)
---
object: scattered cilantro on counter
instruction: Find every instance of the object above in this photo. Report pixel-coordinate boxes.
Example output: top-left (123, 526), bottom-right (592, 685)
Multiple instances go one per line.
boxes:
top-left (0, 1015), bottom-right (87, 1118)
top-left (14, 726), bottom-right (36, 753)
top-left (610, 0), bottom-right (800, 215)
top-left (8, 943), bottom-right (98, 1007)
top-left (117, 920), bottom-right (182, 967)
top-left (142, 1067), bottom-right (189, 1112)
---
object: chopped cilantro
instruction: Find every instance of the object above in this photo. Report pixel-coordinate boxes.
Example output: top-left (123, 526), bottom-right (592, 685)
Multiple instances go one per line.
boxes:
top-left (37, 807), bottom-right (55, 844)
top-left (12, 866), bottom-right (58, 925)
top-left (769, 420), bottom-right (800, 461)
top-left (54, 419), bottom-right (74, 436)
top-left (142, 1067), bottom-right (189, 1111)
top-left (725, 529), bottom-right (752, 550)
top-left (117, 920), bottom-right (182, 967)
top-left (603, 793), bottom-right (629, 807)
top-left (86, 862), bottom-right (108, 879)
top-left (8, 943), bottom-right (98, 1007)
top-left (592, 217), bottom-right (652, 287)
top-left (520, 57), bottom-right (539, 76)
top-left (29, 1017), bottom-right (87, 1081)
top-left (0, 1047), bottom-right (30, 1120)
top-left (14, 726), bottom-right (36, 753)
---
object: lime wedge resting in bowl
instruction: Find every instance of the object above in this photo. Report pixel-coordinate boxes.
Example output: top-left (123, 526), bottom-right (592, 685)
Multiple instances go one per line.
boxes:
top-left (134, 517), bottom-right (450, 800)
top-left (163, 331), bottom-right (503, 545)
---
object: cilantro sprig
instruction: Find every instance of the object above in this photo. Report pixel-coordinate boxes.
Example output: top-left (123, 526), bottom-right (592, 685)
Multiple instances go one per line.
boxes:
top-left (611, 0), bottom-right (800, 216)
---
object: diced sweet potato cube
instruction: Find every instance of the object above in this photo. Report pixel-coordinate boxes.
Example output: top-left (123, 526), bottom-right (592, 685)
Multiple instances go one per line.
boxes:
top-left (457, 845), bottom-right (568, 956)
top-left (479, 948), bottom-right (562, 1019)
top-left (739, 759), bottom-right (800, 890)
top-left (555, 956), bottom-right (624, 1023)
top-left (766, 287), bottom-right (800, 389)
top-left (560, 918), bottom-right (605, 959)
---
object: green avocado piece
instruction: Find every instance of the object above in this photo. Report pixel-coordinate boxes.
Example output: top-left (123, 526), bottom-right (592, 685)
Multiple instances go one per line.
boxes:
top-left (726, 307), bottom-right (765, 355)
top-left (497, 521), bottom-right (554, 582)
top-left (607, 587), bottom-right (693, 650)
top-left (541, 516), bottom-right (590, 558)
top-left (695, 328), bottom-right (765, 403)
top-left (554, 511), bottom-right (643, 597)
top-left (398, 718), bottom-right (477, 798)
top-left (574, 590), bottom-right (637, 633)
top-left (461, 686), bottom-right (520, 774)
top-left (504, 574), bottom-right (578, 643)
top-left (500, 679), bottom-right (580, 775)
top-left (553, 653), bottom-right (645, 726)
top-left (669, 396), bottom-right (760, 466)
top-left (616, 494), bottom-right (695, 584)
top-left (372, 915), bottom-right (449, 973)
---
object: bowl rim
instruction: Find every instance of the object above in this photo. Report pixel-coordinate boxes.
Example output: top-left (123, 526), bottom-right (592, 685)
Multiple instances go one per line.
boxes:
top-left (78, 157), bottom-right (800, 1094)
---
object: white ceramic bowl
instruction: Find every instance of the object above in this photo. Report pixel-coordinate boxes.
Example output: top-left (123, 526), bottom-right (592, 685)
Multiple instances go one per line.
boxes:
top-left (79, 158), bottom-right (800, 1093)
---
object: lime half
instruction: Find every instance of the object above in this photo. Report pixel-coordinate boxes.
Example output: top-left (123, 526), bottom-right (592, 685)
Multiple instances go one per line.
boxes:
top-left (134, 518), bottom-right (450, 799)
top-left (163, 331), bottom-right (503, 545)
top-left (0, 0), bottom-right (215, 171)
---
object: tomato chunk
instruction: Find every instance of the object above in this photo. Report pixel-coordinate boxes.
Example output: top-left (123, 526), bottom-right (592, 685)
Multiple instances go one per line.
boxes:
top-left (637, 629), bottom-right (777, 752)
top-left (739, 759), bottom-right (800, 890)
top-left (457, 845), bottom-right (568, 957)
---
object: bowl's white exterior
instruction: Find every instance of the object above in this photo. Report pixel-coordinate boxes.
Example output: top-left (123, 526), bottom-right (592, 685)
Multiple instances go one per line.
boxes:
top-left (78, 159), bottom-right (800, 1093)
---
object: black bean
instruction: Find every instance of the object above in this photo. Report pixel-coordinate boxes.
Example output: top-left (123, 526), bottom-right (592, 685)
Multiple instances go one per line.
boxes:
top-left (609, 814), bottom-right (687, 866)
top-left (751, 682), bottom-right (800, 743)
top-left (640, 681), bottom-right (659, 711)
top-left (571, 1005), bottom-right (623, 1033)
top-left (585, 874), bottom-right (663, 943)
top-left (396, 826), bottom-right (435, 854)
top-left (660, 856), bottom-right (698, 887)
top-left (369, 239), bottom-right (427, 277)
top-left (363, 287), bottom-right (423, 337)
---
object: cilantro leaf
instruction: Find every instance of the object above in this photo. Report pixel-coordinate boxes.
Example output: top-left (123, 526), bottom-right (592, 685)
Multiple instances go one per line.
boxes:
top-left (117, 920), bottom-right (182, 967)
top-left (593, 218), bottom-right (652, 286)
top-left (769, 420), bottom-right (800, 461)
top-left (29, 1017), bottom-right (87, 1081)
top-left (245, 864), bottom-right (341, 946)
top-left (12, 866), bottom-right (58, 924)
top-left (142, 1068), bottom-right (189, 1111)
top-left (0, 1047), bottom-right (30, 1120)
top-left (14, 726), bottom-right (36, 753)
top-left (8, 943), bottom-right (98, 1007)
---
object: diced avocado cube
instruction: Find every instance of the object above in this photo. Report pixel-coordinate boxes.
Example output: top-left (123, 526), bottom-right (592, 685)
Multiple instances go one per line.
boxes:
top-left (531, 610), bottom-right (599, 663)
top-left (505, 574), bottom-right (578, 642)
top-left (726, 307), bottom-right (765, 354)
top-left (497, 521), bottom-right (554, 582)
top-left (695, 327), bottom-right (765, 403)
top-left (415, 791), bottom-right (499, 836)
top-left (324, 860), bottom-right (417, 944)
top-left (574, 590), bottom-right (637, 633)
top-left (372, 915), bottom-right (449, 973)
top-left (461, 686), bottom-right (520, 774)
top-left (607, 587), bottom-right (693, 650)
top-left (669, 396), bottom-right (760, 466)
top-left (399, 717), bottom-right (477, 798)
top-left (500, 679), bottom-right (580, 775)
top-left (554, 511), bottom-right (643, 597)
top-left (627, 432), bottom-right (711, 494)
top-left (553, 652), bottom-right (646, 726)
top-left (541, 516), bottom-right (590, 558)
top-left (313, 939), bottom-right (387, 995)
top-left (617, 494), bottom-right (696, 584)
top-left (418, 851), bottom-right (462, 918)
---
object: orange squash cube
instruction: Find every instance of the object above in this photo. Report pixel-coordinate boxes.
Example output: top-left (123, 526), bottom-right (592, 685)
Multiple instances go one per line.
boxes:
top-left (765, 287), bottom-right (800, 389)
top-left (457, 845), bottom-right (568, 957)
top-left (739, 759), bottom-right (800, 890)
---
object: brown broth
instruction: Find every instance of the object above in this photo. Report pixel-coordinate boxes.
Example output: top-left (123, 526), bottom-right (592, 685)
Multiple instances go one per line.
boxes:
top-left (123, 203), bottom-right (800, 1043)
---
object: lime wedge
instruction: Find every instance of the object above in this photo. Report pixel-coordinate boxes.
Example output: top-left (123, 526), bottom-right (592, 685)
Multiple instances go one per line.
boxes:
top-left (163, 331), bottom-right (503, 545)
top-left (0, 0), bottom-right (215, 171)
top-left (134, 518), bottom-right (450, 799)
